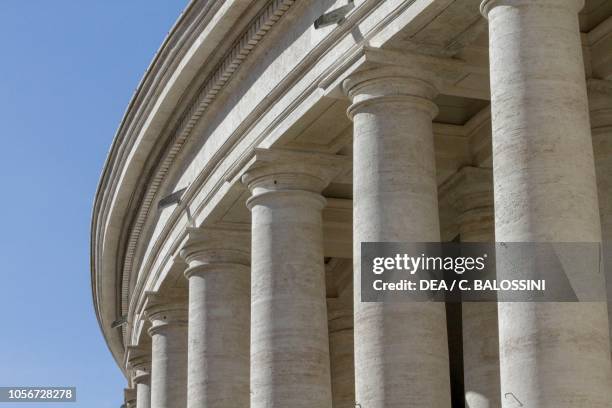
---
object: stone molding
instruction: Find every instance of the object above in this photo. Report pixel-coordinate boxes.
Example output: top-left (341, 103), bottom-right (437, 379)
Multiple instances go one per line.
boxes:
top-left (480, 0), bottom-right (585, 18)
top-left (117, 32), bottom-right (473, 356)
top-left (320, 45), bottom-right (472, 95)
top-left (95, 2), bottom-right (608, 372)
top-left (242, 148), bottom-right (351, 195)
top-left (144, 291), bottom-right (188, 336)
top-left (241, 148), bottom-right (350, 213)
top-left (339, 47), bottom-right (476, 121)
top-left (91, 0), bottom-right (226, 370)
top-left (343, 67), bottom-right (439, 120)
top-left (97, 2), bottom-right (467, 370)
top-left (126, 344), bottom-right (151, 383)
top-left (90, 0), bottom-right (612, 395)
top-left (91, 0), bottom-right (297, 366)
top-left (180, 227), bottom-right (251, 279)
top-left (120, 0), bottom-right (295, 334)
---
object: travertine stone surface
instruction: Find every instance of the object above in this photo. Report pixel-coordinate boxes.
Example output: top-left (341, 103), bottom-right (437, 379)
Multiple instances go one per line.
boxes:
top-left (590, 80), bottom-right (612, 242)
top-left (344, 67), bottom-right (451, 408)
top-left (133, 370), bottom-right (151, 408)
top-left (589, 79), bottom-right (612, 356)
top-left (444, 167), bottom-right (500, 408)
top-left (482, 0), bottom-right (612, 406)
top-left (146, 296), bottom-right (188, 408)
top-left (180, 228), bottom-right (250, 408)
top-left (128, 346), bottom-right (151, 408)
top-left (94, 0), bottom-right (612, 405)
top-left (327, 297), bottom-right (355, 408)
top-left (242, 150), bottom-right (346, 408)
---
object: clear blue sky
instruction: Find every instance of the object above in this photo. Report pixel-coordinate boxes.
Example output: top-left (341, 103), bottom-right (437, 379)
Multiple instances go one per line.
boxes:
top-left (0, 2), bottom-right (187, 407)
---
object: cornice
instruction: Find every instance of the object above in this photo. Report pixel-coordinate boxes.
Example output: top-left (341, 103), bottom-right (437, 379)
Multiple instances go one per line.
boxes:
top-left (120, 0), bottom-right (296, 326)
top-left (94, 0), bottom-right (417, 372)
top-left (91, 0), bottom-right (211, 374)
top-left (91, 0), bottom-right (274, 374)
top-left (181, 226), bottom-right (251, 272)
top-left (124, 0), bottom-right (383, 333)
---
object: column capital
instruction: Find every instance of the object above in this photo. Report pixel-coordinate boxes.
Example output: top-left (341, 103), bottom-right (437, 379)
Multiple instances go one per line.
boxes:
top-left (180, 227), bottom-right (250, 278)
top-left (480, 0), bottom-right (585, 17)
top-left (342, 65), bottom-right (439, 120)
top-left (132, 369), bottom-right (150, 386)
top-left (241, 148), bottom-right (350, 209)
top-left (126, 343), bottom-right (151, 369)
top-left (144, 290), bottom-right (188, 336)
top-left (126, 344), bottom-right (151, 385)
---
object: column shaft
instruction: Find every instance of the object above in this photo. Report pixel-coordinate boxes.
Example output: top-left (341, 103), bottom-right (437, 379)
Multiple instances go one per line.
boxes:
top-left (482, 0), bottom-right (612, 406)
top-left (344, 68), bottom-right (451, 408)
top-left (134, 370), bottom-right (151, 408)
top-left (128, 349), bottom-right (152, 408)
top-left (181, 229), bottom-right (250, 408)
top-left (244, 153), bottom-right (341, 408)
top-left (327, 297), bottom-right (355, 408)
top-left (147, 302), bottom-right (188, 408)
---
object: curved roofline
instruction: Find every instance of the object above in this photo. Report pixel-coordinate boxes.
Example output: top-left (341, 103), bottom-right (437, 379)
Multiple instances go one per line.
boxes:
top-left (90, 0), bottom-right (236, 370)
top-left (91, 0), bottom-right (387, 371)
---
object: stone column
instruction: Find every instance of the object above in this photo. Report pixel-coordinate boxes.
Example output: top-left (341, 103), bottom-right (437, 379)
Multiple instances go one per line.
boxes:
top-left (124, 388), bottom-right (136, 408)
top-left (589, 79), bottom-right (612, 354)
top-left (327, 297), bottom-right (355, 408)
top-left (242, 149), bottom-right (346, 408)
top-left (441, 167), bottom-right (500, 408)
top-left (481, 1), bottom-right (612, 406)
top-left (128, 345), bottom-right (152, 408)
top-left (180, 228), bottom-right (250, 408)
top-left (133, 368), bottom-right (151, 408)
top-left (146, 294), bottom-right (188, 408)
top-left (343, 66), bottom-right (451, 408)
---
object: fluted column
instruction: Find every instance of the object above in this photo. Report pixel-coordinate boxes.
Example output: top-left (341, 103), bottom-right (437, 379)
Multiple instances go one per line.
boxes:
top-left (146, 294), bottom-right (188, 408)
top-left (327, 297), bottom-right (355, 408)
top-left (180, 228), bottom-right (250, 408)
top-left (242, 149), bottom-right (346, 408)
top-left (442, 167), bottom-right (500, 408)
top-left (589, 79), bottom-right (612, 355)
top-left (482, 0), bottom-right (612, 406)
top-left (343, 66), bottom-right (451, 408)
top-left (128, 345), bottom-right (152, 408)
